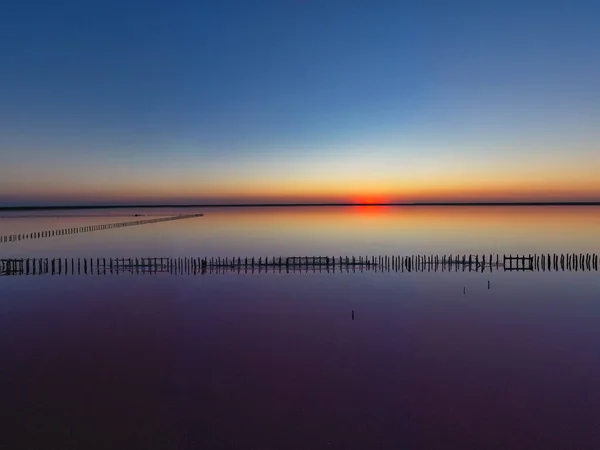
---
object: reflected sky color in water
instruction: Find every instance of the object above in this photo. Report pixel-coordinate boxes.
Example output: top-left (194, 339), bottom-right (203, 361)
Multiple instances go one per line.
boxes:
top-left (1, 207), bottom-right (600, 448)
top-left (2, 206), bottom-right (600, 256)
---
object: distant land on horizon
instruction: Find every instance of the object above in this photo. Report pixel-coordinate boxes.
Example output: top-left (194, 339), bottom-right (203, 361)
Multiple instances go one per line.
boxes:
top-left (1, 202), bottom-right (600, 211)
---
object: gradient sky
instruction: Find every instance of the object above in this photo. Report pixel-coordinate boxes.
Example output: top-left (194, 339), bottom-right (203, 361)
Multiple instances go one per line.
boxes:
top-left (1, 0), bottom-right (599, 206)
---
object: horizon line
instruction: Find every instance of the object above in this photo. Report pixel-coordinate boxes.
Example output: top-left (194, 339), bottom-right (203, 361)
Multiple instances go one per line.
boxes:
top-left (2, 201), bottom-right (600, 211)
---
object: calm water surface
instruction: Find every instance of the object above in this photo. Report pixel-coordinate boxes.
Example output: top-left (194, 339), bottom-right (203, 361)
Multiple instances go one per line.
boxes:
top-left (1, 206), bottom-right (600, 449)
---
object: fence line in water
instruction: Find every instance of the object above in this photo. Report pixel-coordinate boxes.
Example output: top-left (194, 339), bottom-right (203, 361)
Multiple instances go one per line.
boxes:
top-left (0, 213), bottom-right (203, 244)
top-left (1, 253), bottom-right (598, 276)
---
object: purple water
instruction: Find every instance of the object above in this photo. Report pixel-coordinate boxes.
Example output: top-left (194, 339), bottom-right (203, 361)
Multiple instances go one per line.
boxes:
top-left (1, 206), bottom-right (599, 449)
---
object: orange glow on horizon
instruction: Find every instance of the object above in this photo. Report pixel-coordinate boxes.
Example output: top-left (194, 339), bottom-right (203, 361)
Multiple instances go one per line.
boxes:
top-left (3, 139), bottom-right (600, 207)
top-left (352, 195), bottom-right (391, 205)
top-left (2, 170), bottom-right (600, 205)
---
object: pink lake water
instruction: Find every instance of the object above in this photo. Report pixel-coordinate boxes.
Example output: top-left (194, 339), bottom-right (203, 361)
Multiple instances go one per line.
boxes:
top-left (1, 206), bottom-right (600, 449)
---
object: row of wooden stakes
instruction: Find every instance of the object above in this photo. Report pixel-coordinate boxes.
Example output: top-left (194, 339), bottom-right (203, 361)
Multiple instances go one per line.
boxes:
top-left (0, 213), bottom-right (204, 244)
top-left (1, 253), bottom-right (598, 276)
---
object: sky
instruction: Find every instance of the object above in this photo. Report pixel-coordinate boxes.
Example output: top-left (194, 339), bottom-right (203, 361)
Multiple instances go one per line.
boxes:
top-left (1, 0), bottom-right (599, 206)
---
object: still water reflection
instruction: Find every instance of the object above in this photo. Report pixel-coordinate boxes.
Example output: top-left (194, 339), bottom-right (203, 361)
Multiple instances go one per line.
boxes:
top-left (1, 206), bottom-right (599, 449)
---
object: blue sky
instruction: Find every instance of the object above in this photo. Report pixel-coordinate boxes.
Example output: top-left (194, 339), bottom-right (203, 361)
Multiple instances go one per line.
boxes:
top-left (1, 0), bottom-right (599, 205)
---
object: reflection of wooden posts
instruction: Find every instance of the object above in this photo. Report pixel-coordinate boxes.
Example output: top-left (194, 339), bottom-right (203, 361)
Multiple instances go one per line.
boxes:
top-left (570, 254), bottom-right (573, 270)
top-left (2, 251), bottom-right (598, 276)
top-left (541, 254), bottom-right (545, 271)
top-left (586, 254), bottom-right (590, 270)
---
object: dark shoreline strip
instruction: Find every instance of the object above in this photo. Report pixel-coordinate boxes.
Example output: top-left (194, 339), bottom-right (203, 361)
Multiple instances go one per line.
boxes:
top-left (1, 202), bottom-right (600, 212)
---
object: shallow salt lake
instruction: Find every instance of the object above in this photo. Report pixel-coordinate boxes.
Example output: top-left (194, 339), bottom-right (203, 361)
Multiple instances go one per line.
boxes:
top-left (1, 206), bottom-right (600, 449)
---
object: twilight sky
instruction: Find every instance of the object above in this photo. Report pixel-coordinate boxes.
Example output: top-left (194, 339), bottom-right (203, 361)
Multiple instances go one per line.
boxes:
top-left (1, 0), bottom-right (599, 206)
